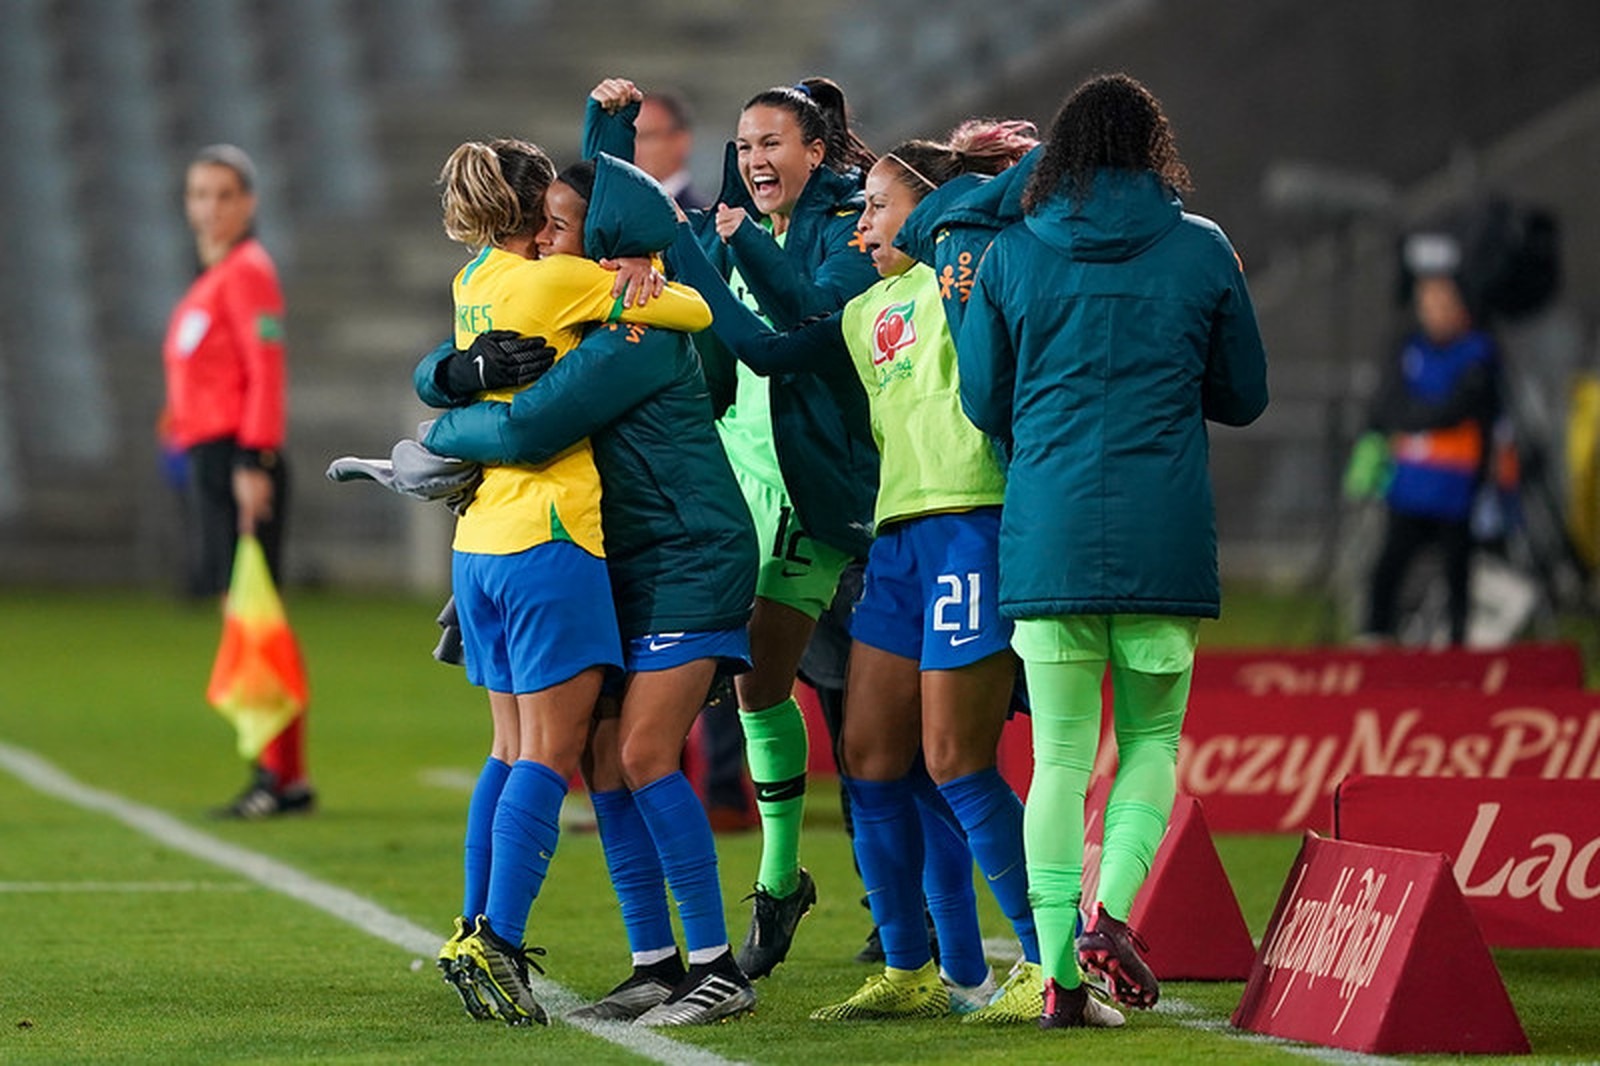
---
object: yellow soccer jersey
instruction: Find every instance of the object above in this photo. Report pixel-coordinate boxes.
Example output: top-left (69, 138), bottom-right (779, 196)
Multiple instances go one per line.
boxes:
top-left (449, 249), bottom-right (711, 556)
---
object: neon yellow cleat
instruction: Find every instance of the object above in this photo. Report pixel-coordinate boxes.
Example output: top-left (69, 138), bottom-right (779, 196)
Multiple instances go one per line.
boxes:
top-left (455, 917), bottom-right (549, 1027)
top-left (437, 916), bottom-right (493, 1021)
top-left (810, 961), bottom-right (949, 1021)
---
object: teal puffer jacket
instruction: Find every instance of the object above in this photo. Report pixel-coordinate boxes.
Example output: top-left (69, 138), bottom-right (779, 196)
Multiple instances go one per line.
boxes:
top-left (958, 168), bottom-right (1269, 620)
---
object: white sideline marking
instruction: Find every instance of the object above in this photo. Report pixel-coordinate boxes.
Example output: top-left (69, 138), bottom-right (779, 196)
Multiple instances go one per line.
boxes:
top-left (0, 881), bottom-right (253, 893)
top-left (0, 741), bottom-right (746, 1066)
top-left (1160, 997), bottom-right (1397, 1065)
top-left (417, 767), bottom-right (477, 791)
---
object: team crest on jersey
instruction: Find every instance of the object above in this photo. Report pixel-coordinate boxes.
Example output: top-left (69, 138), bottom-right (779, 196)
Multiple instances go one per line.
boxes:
top-left (871, 300), bottom-right (917, 365)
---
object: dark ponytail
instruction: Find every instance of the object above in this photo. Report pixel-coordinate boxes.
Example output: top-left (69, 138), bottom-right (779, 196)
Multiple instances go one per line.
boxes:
top-left (743, 76), bottom-right (876, 175)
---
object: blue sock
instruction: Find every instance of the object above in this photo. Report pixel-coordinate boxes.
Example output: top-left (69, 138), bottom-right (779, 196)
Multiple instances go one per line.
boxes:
top-left (940, 768), bottom-right (1040, 964)
top-left (484, 760), bottom-right (566, 946)
top-left (911, 774), bottom-right (987, 987)
top-left (634, 771), bottom-right (728, 954)
top-left (844, 774), bottom-right (929, 972)
top-left (590, 787), bottom-right (675, 955)
top-left (462, 757), bottom-right (510, 922)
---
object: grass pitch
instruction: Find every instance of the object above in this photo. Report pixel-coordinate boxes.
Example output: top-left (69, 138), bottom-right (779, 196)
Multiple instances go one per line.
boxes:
top-left (0, 587), bottom-right (1594, 1064)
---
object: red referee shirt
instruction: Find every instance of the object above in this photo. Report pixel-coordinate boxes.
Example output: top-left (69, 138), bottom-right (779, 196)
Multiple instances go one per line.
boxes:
top-left (162, 237), bottom-right (287, 452)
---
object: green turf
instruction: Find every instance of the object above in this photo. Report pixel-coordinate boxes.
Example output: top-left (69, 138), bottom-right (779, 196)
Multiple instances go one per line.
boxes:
top-left (0, 588), bottom-right (1595, 1063)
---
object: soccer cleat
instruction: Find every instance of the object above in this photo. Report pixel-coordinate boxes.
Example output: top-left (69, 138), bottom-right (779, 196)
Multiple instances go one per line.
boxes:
top-left (960, 959), bottom-right (1041, 1024)
top-left (962, 960), bottom-right (1128, 1027)
top-left (809, 961), bottom-right (949, 1021)
top-left (944, 968), bottom-right (999, 1015)
top-left (634, 952), bottom-right (756, 1026)
top-left (1077, 902), bottom-right (1160, 1009)
top-left (211, 767), bottom-right (315, 819)
top-left (1082, 987), bottom-right (1127, 1029)
top-left (1039, 977), bottom-right (1088, 1029)
top-left (437, 916), bottom-right (493, 1020)
top-left (455, 917), bottom-right (549, 1026)
top-left (736, 867), bottom-right (816, 979)
top-left (568, 955), bottom-right (686, 1023)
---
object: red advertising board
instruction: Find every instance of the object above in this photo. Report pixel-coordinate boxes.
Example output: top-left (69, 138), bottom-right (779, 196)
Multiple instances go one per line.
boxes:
top-left (1192, 642), bottom-right (1584, 695)
top-left (1176, 689), bottom-right (1600, 832)
top-left (1002, 688), bottom-right (1600, 830)
top-left (1232, 833), bottom-right (1528, 1054)
top-left (1336, 774), bottom-right (1600, 947)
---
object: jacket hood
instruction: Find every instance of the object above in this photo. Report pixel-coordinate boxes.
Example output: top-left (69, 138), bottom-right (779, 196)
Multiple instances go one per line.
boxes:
top-left (713, 142), bottom-right (865, 220)
top-left (894, 173), bottom-right (986, 265)
top-left (1024, 168), bottom-right (1182, 262)
top-left (584, 152), bottom-right (680, 260)
top-left (893, 146), bottom-right (1042, 265)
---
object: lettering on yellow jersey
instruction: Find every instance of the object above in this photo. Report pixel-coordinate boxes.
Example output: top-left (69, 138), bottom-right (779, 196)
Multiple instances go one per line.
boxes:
top-left (938, 249), bottom-right (976, 304)
top-left (457, 304), bottom-right (494, 334)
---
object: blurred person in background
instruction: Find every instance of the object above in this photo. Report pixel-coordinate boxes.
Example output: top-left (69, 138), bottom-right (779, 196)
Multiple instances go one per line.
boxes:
top-left (633, 89), bottom-right (708, 212)
top-left (1350, 234), bottom-right (1505, 646)
top-left (161, 143), bottom-right (311, 818)
top-left (959, 73), bottom-right (1268, 1027)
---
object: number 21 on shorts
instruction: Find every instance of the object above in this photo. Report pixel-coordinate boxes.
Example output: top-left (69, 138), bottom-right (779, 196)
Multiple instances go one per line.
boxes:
top-left (933, 572), bottom-right (982, 635)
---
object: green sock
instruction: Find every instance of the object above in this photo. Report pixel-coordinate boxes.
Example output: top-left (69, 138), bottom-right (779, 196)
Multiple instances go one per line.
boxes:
top-left (740, 696), bottom-right (808, 897)
top-left (1019, 658), bottom-right (1103, 985)
top-left (1097, 665), bottom-right (1191, 916)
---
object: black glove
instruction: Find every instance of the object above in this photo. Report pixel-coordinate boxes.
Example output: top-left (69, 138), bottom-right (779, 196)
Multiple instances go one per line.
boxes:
top-left (439, 330), bottom-right (557, 395)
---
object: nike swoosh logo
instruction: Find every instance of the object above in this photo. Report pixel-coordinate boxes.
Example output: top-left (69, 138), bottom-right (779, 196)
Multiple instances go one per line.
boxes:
top-left (950, 634), bottom-right (982, 647)
top-left (647, 632), bottom-right (687, 652)
top-left (986, 861), bottom-right (1019, 883)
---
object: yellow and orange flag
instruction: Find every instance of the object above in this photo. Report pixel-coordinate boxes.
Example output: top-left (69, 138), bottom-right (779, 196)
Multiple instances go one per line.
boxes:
top-left (206, 534), bottom-right (308, 759)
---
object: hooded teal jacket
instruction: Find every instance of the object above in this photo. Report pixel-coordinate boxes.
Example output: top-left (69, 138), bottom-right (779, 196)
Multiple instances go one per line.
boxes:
top-left (586, 100), bottom-right (880, 559)
top-left (958, 168), bottom-right (1268, 620)
top-left (418, 154), bottom-right (757, 637)
top-left (895, 146), bottom-right (1039, 337)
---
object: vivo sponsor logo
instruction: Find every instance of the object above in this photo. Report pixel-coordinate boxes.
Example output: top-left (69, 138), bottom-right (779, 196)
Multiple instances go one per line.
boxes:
top-left (1260, 865), bottom-right (1411, 1033)
top-left (1167, 708), bottom-right (1600, 830)
top-left (1454, 802), bottom-right (1600, 913)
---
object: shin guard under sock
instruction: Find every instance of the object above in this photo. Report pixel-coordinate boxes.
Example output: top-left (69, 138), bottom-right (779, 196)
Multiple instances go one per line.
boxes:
top-left (635, 771), bottom-right (728, 954)
top-left (740, 696), bottom-right (808, 897)
top-left (844, 774), bottom-right (930, 972)
top-left (462, 757), bottom-right (511, 922)
top-left (939, 767), bottom-right (1041, 965)
top-left (591, 787), bottom-right (675, 955)
top-left (484, 760), bottom-right (566, 946)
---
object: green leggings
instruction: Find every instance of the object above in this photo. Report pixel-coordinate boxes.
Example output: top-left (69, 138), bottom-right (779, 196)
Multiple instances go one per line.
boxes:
top-left (1020, 656), bottom-right (1192, 986)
